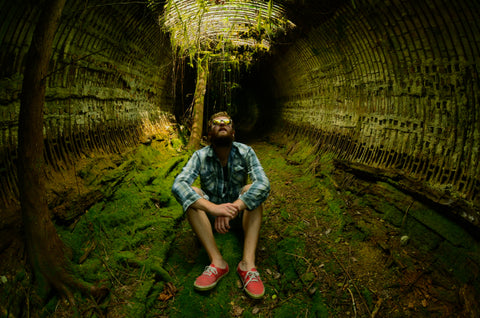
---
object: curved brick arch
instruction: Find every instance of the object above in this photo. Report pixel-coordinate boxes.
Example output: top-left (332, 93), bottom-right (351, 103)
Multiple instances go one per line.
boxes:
top-left (0, 0), bottom-right (478, 227)
top-left (272, 0), bottom-right (480, 226)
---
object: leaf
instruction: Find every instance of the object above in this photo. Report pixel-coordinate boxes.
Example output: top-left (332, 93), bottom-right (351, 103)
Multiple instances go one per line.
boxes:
top-left (232, 304), bottom-right (244, 316)
top-left (158, 282), bottom-right (177, 302)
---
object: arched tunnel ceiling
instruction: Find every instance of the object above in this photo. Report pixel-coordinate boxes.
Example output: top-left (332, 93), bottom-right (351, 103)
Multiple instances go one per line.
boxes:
top-left (161, 0), bottom-right (296, 51)
top-left (0, 0), bottom-right (479, 229)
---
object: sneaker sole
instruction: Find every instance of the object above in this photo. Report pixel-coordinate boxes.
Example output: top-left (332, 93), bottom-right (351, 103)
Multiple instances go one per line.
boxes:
top-left (193, 270), bottom-right (229, 291)
top-left (245, 289), bottom-right (265, 299)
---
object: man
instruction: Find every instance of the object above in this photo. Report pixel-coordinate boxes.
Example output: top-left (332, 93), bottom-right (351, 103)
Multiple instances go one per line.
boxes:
top-left (171, 111), bottom-right (270, 299)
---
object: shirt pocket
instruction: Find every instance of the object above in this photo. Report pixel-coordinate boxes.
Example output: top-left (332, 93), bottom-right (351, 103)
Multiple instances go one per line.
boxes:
top-left (231, 165), bottom-right (247, 186)
top-left (200, 168), bottom-right (216, 192)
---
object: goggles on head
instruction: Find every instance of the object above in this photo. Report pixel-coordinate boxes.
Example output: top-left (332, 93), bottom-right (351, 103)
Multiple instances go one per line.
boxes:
top-left (212, 118), bottom-right (232, 126)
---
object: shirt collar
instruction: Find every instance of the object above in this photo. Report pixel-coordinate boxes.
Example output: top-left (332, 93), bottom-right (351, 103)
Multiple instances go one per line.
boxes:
top-left (205, 142), bottom-right (239, 159)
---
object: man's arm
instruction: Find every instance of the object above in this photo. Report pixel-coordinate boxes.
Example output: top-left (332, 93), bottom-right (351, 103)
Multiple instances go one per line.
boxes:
top-left (171, 152), bottom-right (203, 212)
top-left (190, 196), bottom-right (241, 234)
top-left (189, 197), bottom-right (240, 219)
top-left (239, 147), bottom-right (270, 210)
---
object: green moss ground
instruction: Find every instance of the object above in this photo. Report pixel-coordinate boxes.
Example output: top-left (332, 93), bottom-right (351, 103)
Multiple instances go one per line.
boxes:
top-left (4, 133), bottom-right (478, 317)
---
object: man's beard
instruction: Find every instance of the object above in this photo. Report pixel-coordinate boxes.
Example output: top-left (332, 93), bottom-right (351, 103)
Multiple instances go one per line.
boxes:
top-left (211, 134), bottom-right (234, 147)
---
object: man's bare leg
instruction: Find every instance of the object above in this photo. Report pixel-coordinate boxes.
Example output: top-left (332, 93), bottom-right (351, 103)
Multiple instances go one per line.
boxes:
top-left (238, 204), bottom-right (263, 271)
top-left (187, 187), bottom-right (228, 269)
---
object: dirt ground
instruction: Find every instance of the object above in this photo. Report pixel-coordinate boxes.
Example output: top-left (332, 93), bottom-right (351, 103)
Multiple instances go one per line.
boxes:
top-left (154, 137), bottom-right (479, 317)
top-left (1, 136), bottom-right (479, 317)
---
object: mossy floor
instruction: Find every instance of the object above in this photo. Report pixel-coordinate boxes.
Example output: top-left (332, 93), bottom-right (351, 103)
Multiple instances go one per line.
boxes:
top-left (2, 134), bottom-right (479, 317)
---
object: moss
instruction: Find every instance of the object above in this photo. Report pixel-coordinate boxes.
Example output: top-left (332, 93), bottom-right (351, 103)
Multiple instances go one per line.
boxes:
top-left (128, 279), bottom-right (155, 317)
top-left (160, 230), bottom-right (244, 318)
top-left (361, 286), bottom-right (374, 309)
top-left (404, 217), bottom-right (443, 252)
top-left (434, 241), bottom-right (476, 284)
top-left (276, 237), bottom-right (305, 281)
top-left (287, 139), bottom-right (317, 164)
top-left (45, 137), bottom-right (479, 317)
top-left (310, 293), bottom-right (330, 318)
top-left (42, 296), bottom-right (59, 317)
top-left (48, 141), bottom-right (192, 315)
top-left (378, 201), bottom-right (404, 227)
top-left (77, 259), bottom-right (104, 282)
top-left (352, 219), bottom-right (372, 241)
top-left (170, 137), bottom-right (184, 150)
top-left (322, 197), bottom-right (348, 234)
top-left (273, 295), bottom-right (311, 317)
top-left (408, 206), bottom-right (476, 247)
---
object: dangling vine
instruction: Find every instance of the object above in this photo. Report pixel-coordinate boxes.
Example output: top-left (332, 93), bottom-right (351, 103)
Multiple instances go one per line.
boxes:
top-left (149, 0), bottom-right (294, 148)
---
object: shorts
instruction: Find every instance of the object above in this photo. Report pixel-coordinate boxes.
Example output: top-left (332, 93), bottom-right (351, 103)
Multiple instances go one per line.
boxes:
top-left (199, 189), bottom-right (244, 232)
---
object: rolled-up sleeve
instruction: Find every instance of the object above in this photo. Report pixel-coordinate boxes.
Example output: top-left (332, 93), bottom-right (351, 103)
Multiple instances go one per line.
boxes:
top-left (171, 152), bottom-right (202, 212)
top-left (240, 148), bottom-right (270, 210)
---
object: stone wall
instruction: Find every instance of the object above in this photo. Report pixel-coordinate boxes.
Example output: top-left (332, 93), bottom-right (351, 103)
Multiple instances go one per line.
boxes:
top-left (0, 0), bottom-right (479, 229)
top-left (0, 0), bottom-right (174, 207)
top-left (272, 0), bottom-right (480, 227)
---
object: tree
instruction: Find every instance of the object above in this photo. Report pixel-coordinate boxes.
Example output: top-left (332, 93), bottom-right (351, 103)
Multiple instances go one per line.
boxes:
top-left (188, 54), bottom-right (209, 149)
top-left (17, 0), bottom-right (107, 305)
top-left (160, 0), bottom-right (294, 148)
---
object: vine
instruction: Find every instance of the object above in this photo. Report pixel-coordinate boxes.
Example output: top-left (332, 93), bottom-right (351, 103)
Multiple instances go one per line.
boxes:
top-left (150, 0), bottom-right (294, 146)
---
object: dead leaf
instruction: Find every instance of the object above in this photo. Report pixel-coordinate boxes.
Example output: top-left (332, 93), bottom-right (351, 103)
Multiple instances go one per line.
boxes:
top-left (232, 304), bottom-right (244, 316)
top-left (158, 293), bottom-right (173, 301)
top-left (158, 282), bottom-right (177, 302)
top-left (252, 307), bottom-right (260, 314)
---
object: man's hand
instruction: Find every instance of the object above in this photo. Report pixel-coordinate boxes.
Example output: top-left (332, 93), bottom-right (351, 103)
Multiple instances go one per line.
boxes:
top-left (215, 216), bottom-right (231, 234)
top-left (210, 202), bottom-right (239, 219)
top-left (211, 203), bottom-right (240, 234)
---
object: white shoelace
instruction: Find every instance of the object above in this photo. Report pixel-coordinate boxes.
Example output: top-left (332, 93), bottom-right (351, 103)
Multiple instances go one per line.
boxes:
top-left (243, 270), bottom-right (260, 288)
top-left (203, 266), bottom-right (218, 276)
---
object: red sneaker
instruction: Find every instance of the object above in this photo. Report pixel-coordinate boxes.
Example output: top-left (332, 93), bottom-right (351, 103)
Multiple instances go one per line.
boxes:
top-left (194, 264), bottom-right (229, 291)
top-left (237, 266), bottom-right (265, 299)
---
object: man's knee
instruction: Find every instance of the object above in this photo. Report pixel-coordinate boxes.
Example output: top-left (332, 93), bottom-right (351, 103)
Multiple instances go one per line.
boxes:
top-left (192, 186), bottom-right (204, 196)
top-left (186, 205), bottom-right (208, 224)
top-left (240, 184), bottom-right (252, 195)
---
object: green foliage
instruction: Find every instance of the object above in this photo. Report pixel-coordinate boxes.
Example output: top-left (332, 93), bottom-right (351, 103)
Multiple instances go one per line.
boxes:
top-left (161, 0), bottom-right (292, 58)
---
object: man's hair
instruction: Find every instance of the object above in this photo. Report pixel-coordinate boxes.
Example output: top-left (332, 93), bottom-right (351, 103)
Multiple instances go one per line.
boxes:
top-left (207, 111), bottom-right (234, 132)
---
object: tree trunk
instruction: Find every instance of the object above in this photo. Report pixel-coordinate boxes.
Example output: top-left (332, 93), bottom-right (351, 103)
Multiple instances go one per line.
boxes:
top-left (187, 55), bottom-right (209, 149)
top-left (17, 0), bottom-right (106, 305)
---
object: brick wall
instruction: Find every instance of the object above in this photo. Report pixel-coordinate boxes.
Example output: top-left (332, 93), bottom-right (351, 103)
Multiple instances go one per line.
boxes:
top-left (0, 1), bottom-right (174, 206)
top-left (272, 0), bottom-right (480, 227)
top-left (0, 0), bottom-right (479, 227)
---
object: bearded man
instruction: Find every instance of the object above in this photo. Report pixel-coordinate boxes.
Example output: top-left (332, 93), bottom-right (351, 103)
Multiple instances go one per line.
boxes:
top-left (171, 111), bottom-right (270, 299)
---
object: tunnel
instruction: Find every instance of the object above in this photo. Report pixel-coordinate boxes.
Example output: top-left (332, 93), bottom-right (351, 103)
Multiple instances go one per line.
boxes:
top-left (1, 0), bottom-right (479, 317)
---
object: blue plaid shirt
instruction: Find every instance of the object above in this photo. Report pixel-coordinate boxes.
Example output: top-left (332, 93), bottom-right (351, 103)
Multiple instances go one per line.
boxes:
top-left (172, 142), bottom-right (270, 212)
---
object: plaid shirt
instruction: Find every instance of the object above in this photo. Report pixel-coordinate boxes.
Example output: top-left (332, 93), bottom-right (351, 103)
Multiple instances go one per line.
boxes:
top-left (172, 142), bottom-right (270, 212)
